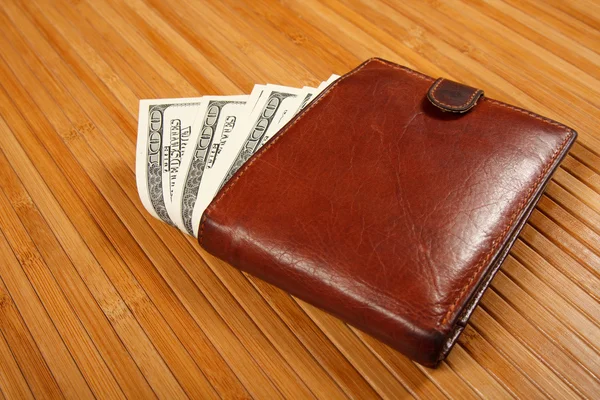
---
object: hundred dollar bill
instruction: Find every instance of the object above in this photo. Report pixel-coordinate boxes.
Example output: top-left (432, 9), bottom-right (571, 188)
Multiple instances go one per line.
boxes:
top-left (136, 97), bottom-right (204, 225)
top-left (187, 79), bottom-right (342, 237)
top-left (136, 78), bottom-right (341, 235)
top-left (189, 85), bottom-right (305, 237)
top-left (171, 95), bottom-right (249, 235)
top-left (187, 85), bottom-right (270, 237)
top-left (217, 85), bottom-right (303, 187)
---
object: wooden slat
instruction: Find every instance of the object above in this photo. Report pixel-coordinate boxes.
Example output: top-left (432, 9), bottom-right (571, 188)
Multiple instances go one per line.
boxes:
top-left (469, 0), bottom-right (600, 79)
top-left (501, 256), bottom-right (600, 351)
top-left (0, 0), bottom-right (598, 398)
top-left (0, 316), bottom-right (34, 400)
top-left (458, 324), bottom-right (546, 398)
top-left (0, 96), bottom-right (190, 399)
top-left (0, 273), bottom-right (63, 399)
top-left (469, 309), bottom-right (579, 398)
top-left (0, 174), bottom-right (126, 399)
top-left (444, 345), bottom-right (514, 399)
top-left (508, 0), bottom-right (600, 53)
top-left (353, 331), bottom-right (480, 399)
top-left (0, 150), bottom-right (157, 399)
top-left (0, 211), bottom-right (94, 399)
top-left (512, 237), bottom-right (600, 325)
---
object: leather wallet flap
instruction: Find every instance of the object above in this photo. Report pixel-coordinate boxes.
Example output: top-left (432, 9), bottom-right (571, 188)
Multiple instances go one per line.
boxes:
top-left (427, 77), bottom-right (484, 113)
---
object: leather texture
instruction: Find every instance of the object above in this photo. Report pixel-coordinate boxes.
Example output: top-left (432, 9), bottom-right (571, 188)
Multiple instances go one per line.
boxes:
top-left (427, 77), bottom-right (484, 113)
top-left (198, 58), bottom-right (577, 367)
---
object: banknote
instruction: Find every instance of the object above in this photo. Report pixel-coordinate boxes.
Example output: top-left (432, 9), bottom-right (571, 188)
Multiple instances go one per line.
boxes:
top-left (136, 97), bottom-right (205, 225)
top-left (188, 79), bottom-right (338, 237)
top-left (186, 85), bottom-right (268, 237)
top-left (216, 85), bottom-right (304, 189)
top-left (181, 85), bottom-right (305, 236)
top-left (170, 95), bottom-right (249, 235)
top-left (136, 75), bottom-right (341, 237)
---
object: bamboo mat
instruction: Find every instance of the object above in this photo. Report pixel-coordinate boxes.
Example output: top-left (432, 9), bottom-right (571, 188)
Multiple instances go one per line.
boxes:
top-left (0, 0), bottom-right (598, 398)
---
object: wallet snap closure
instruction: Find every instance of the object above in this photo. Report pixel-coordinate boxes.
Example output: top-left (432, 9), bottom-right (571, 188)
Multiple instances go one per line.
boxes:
top-left (427, 78), bottom-right (484, 113)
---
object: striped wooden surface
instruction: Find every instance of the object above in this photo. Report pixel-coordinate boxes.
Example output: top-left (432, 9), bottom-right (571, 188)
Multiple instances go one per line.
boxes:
top-left (0, 0), bottom-right (598, 398)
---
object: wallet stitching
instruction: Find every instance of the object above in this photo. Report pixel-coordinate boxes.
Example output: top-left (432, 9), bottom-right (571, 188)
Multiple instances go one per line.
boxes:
top-left (198, 58), bottom-right (575, 331)
top-left (429, 78), bottom-right (481, 110)
top-left (439, 124), bottom-right (574, 327)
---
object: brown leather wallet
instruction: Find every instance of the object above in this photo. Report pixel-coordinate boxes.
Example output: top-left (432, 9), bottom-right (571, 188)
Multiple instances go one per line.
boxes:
top-left (198, 58), bottom-right (577, 367)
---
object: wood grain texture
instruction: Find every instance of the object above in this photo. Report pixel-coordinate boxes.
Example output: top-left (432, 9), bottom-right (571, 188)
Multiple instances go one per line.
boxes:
top-left (0, 0), bottom-right (598, 398)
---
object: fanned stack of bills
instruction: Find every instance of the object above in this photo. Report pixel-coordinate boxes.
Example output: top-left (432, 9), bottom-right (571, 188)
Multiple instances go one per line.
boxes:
top-left (136, 75), bottom-right (340, 237)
